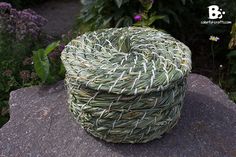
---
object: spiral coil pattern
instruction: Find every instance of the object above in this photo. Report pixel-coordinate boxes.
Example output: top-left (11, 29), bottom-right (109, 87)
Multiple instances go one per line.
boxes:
top-left (61, 27), bottom-right (191, 143)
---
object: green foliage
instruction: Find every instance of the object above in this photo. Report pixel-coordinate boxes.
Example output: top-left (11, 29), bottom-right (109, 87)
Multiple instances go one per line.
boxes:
top-left (33, 42), bottom-right (65, 84)
top-left (76, 0), bottom-right (195, 33)
top-left (76, 0), bottom-right (139, 32)
top-left (0, 58), bottom-right (40, 127)
top-left (0, 36), bottom-right (42, 127)
top-left (134, 14), bottom-right (167, 27)
top-left (226, 23), bottom-right (236, 101)
top-left (0, 3), bottom-right (47, 126)
top-left (229, 92), bottom-right (236, 102)
top-left (114, 0), bottom-right (123, 8)
top-left (0, 32), bottom-right (39, 61)
top-left (76, 0), bottom-right (236, 42)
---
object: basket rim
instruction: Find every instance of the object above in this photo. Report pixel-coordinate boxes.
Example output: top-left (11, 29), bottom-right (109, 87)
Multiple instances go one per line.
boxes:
top-left (61, 27), bottom-right (191, 95)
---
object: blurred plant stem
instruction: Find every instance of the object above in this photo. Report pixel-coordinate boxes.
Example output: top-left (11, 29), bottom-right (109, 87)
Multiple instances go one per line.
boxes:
top-left (211, 41), bottom-right (215, 71)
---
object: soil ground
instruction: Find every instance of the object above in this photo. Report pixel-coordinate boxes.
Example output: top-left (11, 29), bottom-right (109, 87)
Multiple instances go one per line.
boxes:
top-left (33, 0), bottom-right (81, 37)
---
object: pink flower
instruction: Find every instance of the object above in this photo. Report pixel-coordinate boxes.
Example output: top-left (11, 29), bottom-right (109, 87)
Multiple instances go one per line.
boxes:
top-left (134, 15), bottom-right (142, 22)
top-left (3, 69), bottom-right (13, 77)
top-left (20, 70), bottom-right (30, 81)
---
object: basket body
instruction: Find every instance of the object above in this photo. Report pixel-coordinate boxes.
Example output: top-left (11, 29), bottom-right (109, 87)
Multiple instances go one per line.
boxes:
top-left (61, 27), bottom-right (191, 143)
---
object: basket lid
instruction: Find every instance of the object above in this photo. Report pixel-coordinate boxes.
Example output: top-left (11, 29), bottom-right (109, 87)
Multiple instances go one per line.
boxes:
top-left (61, 27), bottom-right (191, 95)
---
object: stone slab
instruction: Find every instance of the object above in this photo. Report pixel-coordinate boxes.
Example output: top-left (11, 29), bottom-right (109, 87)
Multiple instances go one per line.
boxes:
top-left (0, 74), bottom-right (236, 157)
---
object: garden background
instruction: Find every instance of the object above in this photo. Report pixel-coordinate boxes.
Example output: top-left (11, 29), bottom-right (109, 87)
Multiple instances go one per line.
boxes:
top-left (0, 0), bottom-right (236, 127)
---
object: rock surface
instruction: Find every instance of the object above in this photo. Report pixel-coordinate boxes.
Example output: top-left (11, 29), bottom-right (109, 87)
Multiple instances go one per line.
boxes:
top-left (0, 74), bottom-right (236, 157)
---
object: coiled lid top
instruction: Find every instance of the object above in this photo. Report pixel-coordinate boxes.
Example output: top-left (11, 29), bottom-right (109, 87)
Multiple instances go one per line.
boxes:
top-left (61, 27), bottom-right (191, 95)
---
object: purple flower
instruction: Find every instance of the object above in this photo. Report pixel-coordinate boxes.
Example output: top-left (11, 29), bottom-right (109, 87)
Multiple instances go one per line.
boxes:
top-left (49, 51), bottom-right (60, 61)
top-left (10, 8), bottom-right (18, 16)
top-left (0, 2), bottom-right (12, 11)
top-left (58, 44), bottom-right (65, 51)
top-left (1, 4), bottom-right (47, 41)
top-left (134, 15), bottom-right (142, 22)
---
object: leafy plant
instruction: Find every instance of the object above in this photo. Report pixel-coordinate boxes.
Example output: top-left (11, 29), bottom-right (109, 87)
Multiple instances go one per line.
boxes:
top-left (76, 0), bottom-right (195, 33)
top-left (0, 2), bottom-right (47, 60)
top-left (0, 2), bottom-right (47, 127)
top-left (133, 0), bottom-right (168, 27)
top-left (227, 22), bottom-right (236, 101)
top-left (77, 0), bottom-right (138, 32)
top-left (0, 58), bottom-right (40, 127)
top-left (33, 42), bottom-right (65, 84)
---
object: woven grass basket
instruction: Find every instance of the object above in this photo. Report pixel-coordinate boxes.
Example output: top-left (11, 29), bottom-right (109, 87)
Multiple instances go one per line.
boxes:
top-left (61, 27), bottom-right (191, 143)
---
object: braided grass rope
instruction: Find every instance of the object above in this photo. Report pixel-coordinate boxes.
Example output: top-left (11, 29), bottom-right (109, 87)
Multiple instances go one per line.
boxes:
top-left (61, 27), bottom-right (191, 143)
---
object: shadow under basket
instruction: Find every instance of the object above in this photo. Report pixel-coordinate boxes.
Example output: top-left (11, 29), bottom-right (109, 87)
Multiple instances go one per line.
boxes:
top-left (61, 27), bottom-right (192, 143)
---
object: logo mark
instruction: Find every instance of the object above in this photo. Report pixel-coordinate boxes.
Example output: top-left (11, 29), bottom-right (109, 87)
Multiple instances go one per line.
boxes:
top-left (208, 5), bottom-right (225, 19)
